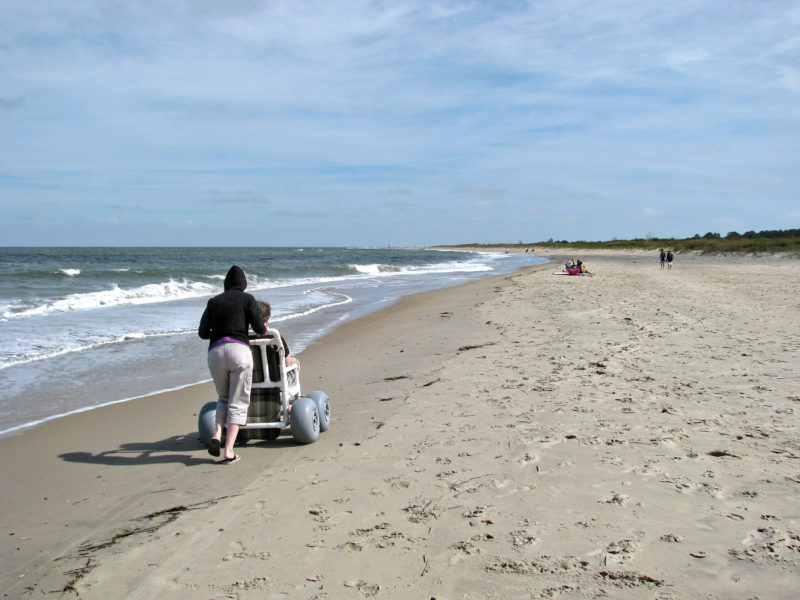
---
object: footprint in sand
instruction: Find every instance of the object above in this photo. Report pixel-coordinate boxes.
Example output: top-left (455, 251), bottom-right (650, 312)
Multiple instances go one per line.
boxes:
top-left (451, 539), bottom-right (475, 555)
top-left (510, 530), bottom-right (538, 548)
top-left (462, 505), bottom-right (490, 519)
top-left (603, 537), bottom-right (641, 565)
top-left (344, 579), bottom-right (380, 597)
top-left (729, 527), bottom-right (800, 565)
top-left (341, 541), bottom-right (363, 552)
top-left (598, 492), bottom-right (632, 506)
top-left (385, 476), bottom-right (411, 489)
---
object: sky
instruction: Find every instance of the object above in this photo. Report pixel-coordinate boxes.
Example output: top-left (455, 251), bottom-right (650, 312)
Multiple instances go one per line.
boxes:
top-left (1, 1), bottom-right (799, 247)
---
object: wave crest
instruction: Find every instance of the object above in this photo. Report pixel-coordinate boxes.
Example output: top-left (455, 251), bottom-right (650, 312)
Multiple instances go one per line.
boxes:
top-left (3, 279), bottom-right (219, 319)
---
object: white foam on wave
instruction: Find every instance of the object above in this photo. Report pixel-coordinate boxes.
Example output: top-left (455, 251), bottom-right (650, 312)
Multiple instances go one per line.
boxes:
top-left (3, 278), bottom-right (219, 319)
top-left (59, 268), bottom-right (81, 276)
top-left (0, 329), bottom-right (191, 370)
top-left (348, 260), bottom-right (491, 276)
top-left (349, 263), bottom-right (388, 275)
top-left (271, 290), bottom-right (353, 322)
top-left (244, 257), bottom-right (495, 297)
top-left (6, 255), bottom-right (492, 321)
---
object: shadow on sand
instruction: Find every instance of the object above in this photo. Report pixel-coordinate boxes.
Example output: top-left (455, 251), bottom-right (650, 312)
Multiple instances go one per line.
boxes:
top-left (59, 433), bottom-right (212, 466)
top-left (58, 431), bottom-right (298, 466)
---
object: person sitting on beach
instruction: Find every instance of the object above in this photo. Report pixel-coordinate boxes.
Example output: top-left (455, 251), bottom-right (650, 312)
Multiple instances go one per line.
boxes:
top-left (256, 300), bottom-right (299, 372)
top-left (576, 260), bottom-right (592, 275)
top-left (564, 259), bottom-right (582, 275)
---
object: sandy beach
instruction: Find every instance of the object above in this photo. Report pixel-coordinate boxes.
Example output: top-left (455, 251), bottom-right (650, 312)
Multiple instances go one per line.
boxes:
top-left (2, 249), bottom-right (799, 599)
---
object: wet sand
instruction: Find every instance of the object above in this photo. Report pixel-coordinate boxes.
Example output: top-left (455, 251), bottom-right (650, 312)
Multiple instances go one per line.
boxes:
top-left (2, 250), bottom-right (799, 599)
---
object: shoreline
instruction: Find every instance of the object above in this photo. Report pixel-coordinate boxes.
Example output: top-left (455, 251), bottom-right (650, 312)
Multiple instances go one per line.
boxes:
top-left (0, 379), bottom-right (212, 439)
top-left (0, 252), bottom-right (548, 439)
top-left (3, 252), bottom-right (798, 598)
top-left (0, 248), bottom-right (547, 437)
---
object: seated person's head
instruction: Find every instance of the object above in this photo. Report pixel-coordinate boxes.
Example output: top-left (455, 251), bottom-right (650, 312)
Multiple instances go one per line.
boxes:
top-left (257, 300), bottom-right (271, 325)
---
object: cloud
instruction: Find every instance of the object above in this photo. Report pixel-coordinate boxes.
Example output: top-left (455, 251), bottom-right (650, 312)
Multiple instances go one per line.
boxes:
top-left (386, 199), bottom-right (415, 210)
top-left (467, 200), bottom-right (503, 211)
top-left (0, 1), bottom-right (798, 245)
top-left (778, 67), bottom-right (800, 93)
top-left (214, 193), bottom-right (271, 205)
top-left (267, 208), bottom-right (328, 219)
top-left (451, 184), bottom-right (507, 198)
top-left (639, 207), bottom-right (666, 219)
top-left (0, 97), bottom-right (25, 109)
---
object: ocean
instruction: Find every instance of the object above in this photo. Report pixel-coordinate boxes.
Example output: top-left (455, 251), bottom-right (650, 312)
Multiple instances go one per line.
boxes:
top-left (0, 247), bottom-right (546, 437)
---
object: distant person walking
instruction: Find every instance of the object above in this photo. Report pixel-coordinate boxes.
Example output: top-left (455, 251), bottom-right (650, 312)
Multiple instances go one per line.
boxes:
top-left (659, 248), bottom-right (666, 269)
top-left (198, 265), bottom-right (266, 464)
top-left (666, 250), bottom-right (674, 270)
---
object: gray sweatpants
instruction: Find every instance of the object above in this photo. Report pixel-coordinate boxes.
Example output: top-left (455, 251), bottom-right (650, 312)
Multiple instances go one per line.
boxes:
top-left (207, 342), bottom-right (253, 426)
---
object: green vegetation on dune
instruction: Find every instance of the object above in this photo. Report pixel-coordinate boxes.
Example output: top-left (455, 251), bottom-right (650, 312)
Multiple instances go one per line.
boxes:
top-left (447, 228), bottom-right (800, 255)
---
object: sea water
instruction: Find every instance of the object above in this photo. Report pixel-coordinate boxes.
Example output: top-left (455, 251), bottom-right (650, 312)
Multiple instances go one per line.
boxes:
top-left (0, 247), bottom-right (546, 436)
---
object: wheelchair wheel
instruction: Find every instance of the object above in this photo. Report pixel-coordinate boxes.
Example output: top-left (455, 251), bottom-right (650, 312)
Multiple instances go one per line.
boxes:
top-left (306, 391), bottom-right (331, 432)
top-left (197, 401), bottom-right (218, 446)
top-left (290, 396), bottom-right (320, 444)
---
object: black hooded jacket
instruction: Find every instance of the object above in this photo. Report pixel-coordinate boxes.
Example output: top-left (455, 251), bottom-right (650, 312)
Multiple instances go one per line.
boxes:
top-left (198, 265), bottom-right (266, 348)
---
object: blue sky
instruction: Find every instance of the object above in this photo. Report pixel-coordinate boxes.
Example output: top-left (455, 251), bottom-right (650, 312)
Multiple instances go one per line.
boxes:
top-left (1, 1), bottom-right (798, 246)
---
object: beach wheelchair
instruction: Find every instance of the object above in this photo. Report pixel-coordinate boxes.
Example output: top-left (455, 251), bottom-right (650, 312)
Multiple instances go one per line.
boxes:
top-left (198, 329), bottom-right (331, 446)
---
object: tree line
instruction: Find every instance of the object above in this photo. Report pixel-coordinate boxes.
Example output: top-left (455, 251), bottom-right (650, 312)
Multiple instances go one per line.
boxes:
top-left (697, 228), bottom-right (800, 240)
top-left (448, 228), bottom-right (799, 254)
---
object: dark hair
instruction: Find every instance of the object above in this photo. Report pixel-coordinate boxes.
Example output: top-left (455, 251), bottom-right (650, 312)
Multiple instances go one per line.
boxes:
top-left (257, 300), bottom-right (271, 321)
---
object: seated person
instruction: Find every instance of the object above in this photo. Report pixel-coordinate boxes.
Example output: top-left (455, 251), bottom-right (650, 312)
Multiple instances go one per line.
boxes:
top-left (256, 300), bottom-right (299, 372)
top-left (565, 259), bottom-right (581, 274)
top-left (576, 260), bottom-right (592, 275)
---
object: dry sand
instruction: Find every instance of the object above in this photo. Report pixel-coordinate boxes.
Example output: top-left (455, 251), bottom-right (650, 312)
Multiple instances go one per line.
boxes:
top-left (2, 250), bottom-right (799, 599)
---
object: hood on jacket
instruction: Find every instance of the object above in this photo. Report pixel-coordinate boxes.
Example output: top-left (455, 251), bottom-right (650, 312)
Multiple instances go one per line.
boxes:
top-left (224, 265), bottom-right (247, 291)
